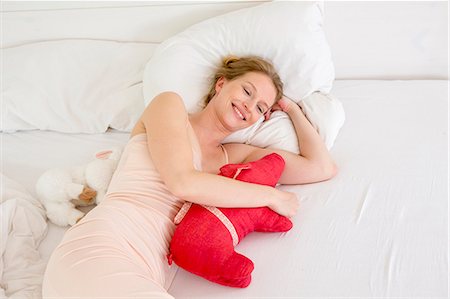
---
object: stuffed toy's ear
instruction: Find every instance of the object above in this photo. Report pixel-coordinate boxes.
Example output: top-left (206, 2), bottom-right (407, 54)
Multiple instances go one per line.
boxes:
top-left (95, 150), bottom-right (113, 160)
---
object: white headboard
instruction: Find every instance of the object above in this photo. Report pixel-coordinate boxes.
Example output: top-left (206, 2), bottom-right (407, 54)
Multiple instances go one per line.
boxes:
top-left (2, 1), bottom-right (448, 80)
top-left (1, 1), bottom-right (265, 46)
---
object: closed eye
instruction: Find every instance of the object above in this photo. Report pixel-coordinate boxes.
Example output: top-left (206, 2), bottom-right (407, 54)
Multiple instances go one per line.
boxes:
top-left (243, 87), bottom-right (251, 96)
top-left (257, 105), bottom-right (264, 114)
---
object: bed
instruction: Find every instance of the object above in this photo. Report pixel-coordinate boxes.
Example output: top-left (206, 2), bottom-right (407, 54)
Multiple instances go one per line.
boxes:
top-left (1, 1), bottom-right (448, 298)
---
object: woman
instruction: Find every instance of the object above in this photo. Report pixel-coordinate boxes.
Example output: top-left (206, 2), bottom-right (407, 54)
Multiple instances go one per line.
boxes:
top-left (42, 56), bottom-right (337, 298)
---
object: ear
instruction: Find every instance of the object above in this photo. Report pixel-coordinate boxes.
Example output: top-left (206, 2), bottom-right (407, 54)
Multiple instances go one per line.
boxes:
top-left (215, 77), bottom-right (226, 93)
top-left (95, 150), bottom-right (112, 160)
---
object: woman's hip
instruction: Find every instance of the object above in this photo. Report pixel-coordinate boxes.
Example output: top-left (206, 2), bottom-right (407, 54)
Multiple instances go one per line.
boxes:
top-left (43, 200), bottom-right (176, 297)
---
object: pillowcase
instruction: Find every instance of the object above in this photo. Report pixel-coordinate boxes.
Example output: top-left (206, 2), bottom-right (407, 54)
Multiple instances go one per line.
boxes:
top-left (297, 92), bottom-right (346, 150)
top-left (1, 40), bottom-right (157, 133)
top-left (143, 1), bottom-right (340, 150)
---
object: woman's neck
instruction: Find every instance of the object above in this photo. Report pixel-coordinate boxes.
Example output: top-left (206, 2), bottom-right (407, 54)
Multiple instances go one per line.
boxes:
top-left (188, 107), bottom-right (231, 148)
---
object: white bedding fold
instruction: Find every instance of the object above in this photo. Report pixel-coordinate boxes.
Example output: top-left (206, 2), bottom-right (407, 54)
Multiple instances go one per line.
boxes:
top-left (1, 174), bottom-right (48, 299)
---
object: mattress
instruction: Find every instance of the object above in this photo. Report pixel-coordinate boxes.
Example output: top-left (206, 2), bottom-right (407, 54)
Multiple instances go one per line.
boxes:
top-left (2, 80), bottom-right (448, 298)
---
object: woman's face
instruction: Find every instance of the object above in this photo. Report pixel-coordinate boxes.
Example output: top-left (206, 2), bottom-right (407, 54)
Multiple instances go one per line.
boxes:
top-left (213, 72), bottom-right (277, 131)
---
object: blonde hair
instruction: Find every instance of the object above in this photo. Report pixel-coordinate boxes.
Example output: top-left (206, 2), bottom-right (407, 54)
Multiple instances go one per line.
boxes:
top-left (203, 55), bottom-right (283, 107)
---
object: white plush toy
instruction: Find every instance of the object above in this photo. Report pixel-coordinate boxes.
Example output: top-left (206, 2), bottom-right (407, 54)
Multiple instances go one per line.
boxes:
top-left (36, 147), bottom-right (122, 226)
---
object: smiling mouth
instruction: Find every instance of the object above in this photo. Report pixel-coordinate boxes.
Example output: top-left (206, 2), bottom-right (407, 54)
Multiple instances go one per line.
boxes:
top-left (232, 104), bottom-right (246, 121)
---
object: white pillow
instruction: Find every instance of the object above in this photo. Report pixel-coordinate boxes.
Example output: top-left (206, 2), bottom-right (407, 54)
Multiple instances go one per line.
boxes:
top-left (1, 40), bottom-right (156, 133)
top-left (143, 1), bottom-right (340, 150)
top-left (297, 92), bottom-right (345, 150)
top-left (144, 1), bottom-right (335, 109)
top-left (222, 92), bottom-right (345, 152)
top-left (223, 111), bottom-right (299, 152)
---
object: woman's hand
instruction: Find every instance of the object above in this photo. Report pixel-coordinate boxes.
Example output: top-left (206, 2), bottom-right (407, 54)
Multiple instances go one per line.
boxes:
top-left (264, 96), bottom-right (302, 121)
top-left (268, 189), bottom-right (299, 218)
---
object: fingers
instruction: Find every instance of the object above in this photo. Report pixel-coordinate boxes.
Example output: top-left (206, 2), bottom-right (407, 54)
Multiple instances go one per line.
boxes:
top-left (270, 190), bottom-right (299, 218)
top-left (289, 196), bottom-right (300, 218)
top-left (264, 103), bottom-right (282, 121)
top-left (281, 192), bottom-right (298, 218)
top-left (265, 98), bottom-right (297, 121)
top-left (278, 97), bottom-right (296, 113)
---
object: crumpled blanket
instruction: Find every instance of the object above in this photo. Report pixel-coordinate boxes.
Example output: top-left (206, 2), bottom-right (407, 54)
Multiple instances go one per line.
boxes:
top-left (1, 173), bottom-right (48, 299)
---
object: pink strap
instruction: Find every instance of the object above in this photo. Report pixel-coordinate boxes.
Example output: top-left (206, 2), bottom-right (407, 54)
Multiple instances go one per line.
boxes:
top-left (219, 144), bottom-right (229, 164)
top-left (174, 202), bottom-right (192, 224)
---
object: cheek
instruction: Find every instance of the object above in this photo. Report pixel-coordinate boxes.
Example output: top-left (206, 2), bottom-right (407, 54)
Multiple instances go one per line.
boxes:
top-left (248, 114), bottom-right (263, 125)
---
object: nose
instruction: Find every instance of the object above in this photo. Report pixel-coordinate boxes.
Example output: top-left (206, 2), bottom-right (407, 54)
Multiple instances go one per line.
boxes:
top-left (243, 98), bottom-right (256, 112)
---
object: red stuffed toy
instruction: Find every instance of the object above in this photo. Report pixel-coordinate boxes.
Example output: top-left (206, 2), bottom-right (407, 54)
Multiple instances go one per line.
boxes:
top-left (168, 153), bottom-right (293, 288)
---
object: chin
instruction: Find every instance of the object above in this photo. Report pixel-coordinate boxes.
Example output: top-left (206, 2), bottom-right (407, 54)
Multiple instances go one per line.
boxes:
top-left (224, 116), bottom-right (247, 130)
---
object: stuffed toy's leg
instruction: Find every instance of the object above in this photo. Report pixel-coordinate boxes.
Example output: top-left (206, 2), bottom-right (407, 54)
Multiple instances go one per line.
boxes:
top-left (213, 251), bottom-right (254, 287)
top-left (170, 204), bottom-right (254, 287)
top-left (94, 190), bottom-right (106, 204)
top-left (45, 202), bottom-right (84, 226)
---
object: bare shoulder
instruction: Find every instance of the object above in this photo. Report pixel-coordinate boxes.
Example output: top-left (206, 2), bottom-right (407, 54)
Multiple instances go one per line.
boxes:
top-left (142, 91), bottom-right (186, 120)
top-left (148, 91), bottom-right (185, 107)
top-left (130, 92), bottom-right (187, 138)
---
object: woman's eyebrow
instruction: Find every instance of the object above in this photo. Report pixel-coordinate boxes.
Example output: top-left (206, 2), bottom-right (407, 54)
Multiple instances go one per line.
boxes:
top-left (245, 81), bottom-right (257, 93)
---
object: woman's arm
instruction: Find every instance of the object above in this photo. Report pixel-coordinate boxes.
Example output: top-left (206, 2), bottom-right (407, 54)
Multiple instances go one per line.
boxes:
top-left (227, 97), bottom-right (338, 185)
top-left (139, 92), bottom-right (299, 217)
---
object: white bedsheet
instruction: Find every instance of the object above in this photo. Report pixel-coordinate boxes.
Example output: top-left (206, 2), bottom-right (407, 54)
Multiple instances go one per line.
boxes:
top-left (170, 80), bottom-right (448, 298)
top-left (1, 80), bottom-right (448, 298)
